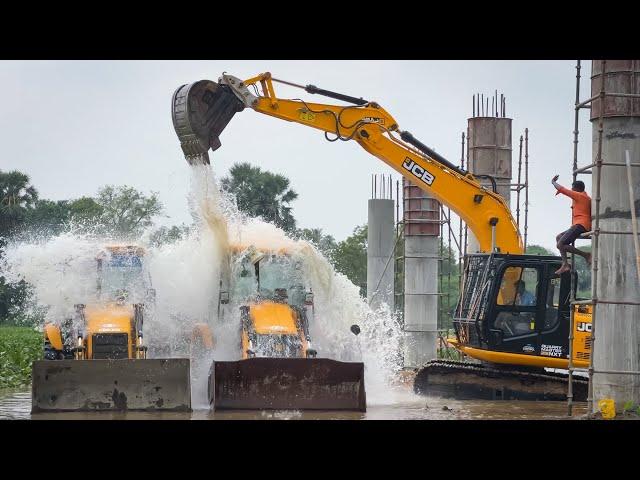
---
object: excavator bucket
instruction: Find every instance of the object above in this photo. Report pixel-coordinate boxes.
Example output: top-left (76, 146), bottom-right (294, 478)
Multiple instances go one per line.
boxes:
top-left (31, 359), bottom-right (191, 412)
top-left (209, 358), bottom-right (366, 411)
top-left (171, 79), bottom-right (245, 165)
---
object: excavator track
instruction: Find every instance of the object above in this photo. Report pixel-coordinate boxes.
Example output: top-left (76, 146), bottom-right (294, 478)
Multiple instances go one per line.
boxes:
top-left (414, 359), bottom-right (588, 401)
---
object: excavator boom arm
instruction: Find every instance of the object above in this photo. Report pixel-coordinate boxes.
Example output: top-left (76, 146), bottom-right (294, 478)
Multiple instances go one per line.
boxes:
top-left (172, 72), bottom-right (523, 254)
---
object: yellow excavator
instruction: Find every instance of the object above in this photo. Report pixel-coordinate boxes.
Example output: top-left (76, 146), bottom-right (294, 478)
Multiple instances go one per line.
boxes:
top-left (171, 72), bottom-right (592, 402)
top-left (32, 245), bottom-right (192, 412)
top-left (209, 244), bottom-right (365, 410)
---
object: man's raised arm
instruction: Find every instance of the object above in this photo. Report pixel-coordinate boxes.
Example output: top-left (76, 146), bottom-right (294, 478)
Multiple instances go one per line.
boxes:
top-left (552, 174), bottom-right (580, 199)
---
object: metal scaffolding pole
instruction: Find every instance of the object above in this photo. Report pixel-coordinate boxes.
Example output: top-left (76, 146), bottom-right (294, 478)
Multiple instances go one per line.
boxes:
top-left (516, 135), bottom-right (524, 229)
top-left (567, 59), bottom-right (582, 416)
top-left (566, 60), bottom-right (640, 416)
top-left (459, 132), bottom-right (465, 291)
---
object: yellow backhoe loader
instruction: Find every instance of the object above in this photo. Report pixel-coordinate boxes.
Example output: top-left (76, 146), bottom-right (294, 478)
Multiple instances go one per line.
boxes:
top-left (209, 244), bottom-right (365, 410)
top-left (171, 72), bottom-right (592, 402)
top-left (32, 245), bottom-right (192, 412)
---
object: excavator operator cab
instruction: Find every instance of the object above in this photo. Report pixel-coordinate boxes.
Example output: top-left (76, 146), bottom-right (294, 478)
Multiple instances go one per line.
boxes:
top-left (454, 253), bottom-right (574, 361)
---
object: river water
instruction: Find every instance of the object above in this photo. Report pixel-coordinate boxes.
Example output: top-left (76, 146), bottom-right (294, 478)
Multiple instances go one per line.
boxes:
top-left (0, 387), bottom-right (588, 420)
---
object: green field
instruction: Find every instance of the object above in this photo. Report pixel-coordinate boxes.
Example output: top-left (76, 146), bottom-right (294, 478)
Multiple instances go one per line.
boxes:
top-left (0, 327), bottom-right (42, 388)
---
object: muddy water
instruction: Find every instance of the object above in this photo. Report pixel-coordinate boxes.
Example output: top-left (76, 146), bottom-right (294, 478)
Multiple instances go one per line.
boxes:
top-left (0, 387), bottom-right (587, 420)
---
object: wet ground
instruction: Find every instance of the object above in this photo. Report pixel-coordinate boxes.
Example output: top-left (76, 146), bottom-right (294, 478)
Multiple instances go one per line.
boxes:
top-left (0, 387), bottom-right (588, 420)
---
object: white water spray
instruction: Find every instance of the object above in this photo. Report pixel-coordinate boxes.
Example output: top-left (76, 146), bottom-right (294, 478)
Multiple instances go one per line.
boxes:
top-left (4, 163), bottom-right (406, 407)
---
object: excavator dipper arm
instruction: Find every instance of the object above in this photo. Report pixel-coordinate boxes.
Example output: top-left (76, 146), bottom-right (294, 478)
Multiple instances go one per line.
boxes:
top-left (171, 72), bottom-right (523, 255)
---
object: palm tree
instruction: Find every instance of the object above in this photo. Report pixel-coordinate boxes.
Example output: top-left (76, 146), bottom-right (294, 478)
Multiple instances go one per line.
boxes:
top-left (222, 163), bottom-right (298, 232)
top-left (0, 170), bottom-right (38, 235)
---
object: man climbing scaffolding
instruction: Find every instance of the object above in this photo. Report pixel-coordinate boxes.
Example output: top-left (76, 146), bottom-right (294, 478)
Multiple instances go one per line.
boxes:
top-left (552, 175), bottom-right (592, 274)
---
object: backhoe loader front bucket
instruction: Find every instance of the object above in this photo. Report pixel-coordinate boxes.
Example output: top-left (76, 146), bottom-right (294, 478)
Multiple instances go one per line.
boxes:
top-left (31, 359), bottom-right (191, 412)
top-left (171, 79), bottom-right (245, 165)
top-left (209, 358), bottom-right (366, 411)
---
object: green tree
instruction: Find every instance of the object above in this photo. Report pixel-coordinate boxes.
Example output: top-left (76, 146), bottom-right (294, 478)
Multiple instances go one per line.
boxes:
top-left (526, 244), bottom-right (554, 256)
top-left (96, 185), bottom-right (164, 238)
top-left (333, 225), bottom-right (368, 296)
top-left (438, 244), bottom-right (461, 330)
top-left (25, 199), bottom-right (71, 236)
top-left (221, 163), bottom-right (298, 233)
top-left (525, 243), bottom-right (591, 296)
top-left (0, 238), bottom-right (35, 325)
top-left (69, 196), bottom-right (104, 228)
top-left (0, 170), bottom-right (38, 236)
top-left (574, 245), bottom-right (592, 297)
top-left (19, 196), bottom-right (104, 238)
top-left (297, 227), bottom-right (337, 261)
top-left (150, 224), bottom-right (190, 247)
top-left (20, 196), bottom-right (104, 238)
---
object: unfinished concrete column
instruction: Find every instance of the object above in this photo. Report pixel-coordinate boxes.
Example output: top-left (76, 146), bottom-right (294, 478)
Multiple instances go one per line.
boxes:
top-left (367, 175), bottom-right (395, 311)
top-left (467, 94), bottom-right (513, 252)
top-left (403, 178), bottom-right (440, 367)
top-left (591, 60), bottom-right (640, 410)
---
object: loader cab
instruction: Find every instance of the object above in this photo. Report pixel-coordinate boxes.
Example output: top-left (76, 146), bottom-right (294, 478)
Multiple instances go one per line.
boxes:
top-left (453, 253), bottom-right (574, 362)
top-left (72, 246), bottom-right (151, 360)
top-left (226, 246), bottom-right (316, 360)
top-left (225, 246), bottom-right (313, 310)
top-left (96, 246), bottom-right (154, 305)
top-left (254, 252), bottom-right (307, 308)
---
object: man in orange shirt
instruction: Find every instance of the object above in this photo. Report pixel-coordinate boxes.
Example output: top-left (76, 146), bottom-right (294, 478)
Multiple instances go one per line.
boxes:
top-left (552, 175), bottom-right (592, 274)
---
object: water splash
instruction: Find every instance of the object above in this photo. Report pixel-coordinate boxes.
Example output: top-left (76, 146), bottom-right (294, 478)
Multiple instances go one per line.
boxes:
top-left (197, 170), bottom-right (405, 403)
top-left (291, 242), bottom-right (404, 404)
top-left (4, 234), bottom-right (112, 325)
top-left (3, 163), bottom-right (406, 408)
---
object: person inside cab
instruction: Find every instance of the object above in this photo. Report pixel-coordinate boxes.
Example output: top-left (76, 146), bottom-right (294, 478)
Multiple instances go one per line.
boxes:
top-left (514, 280), bottom-right (536, 306)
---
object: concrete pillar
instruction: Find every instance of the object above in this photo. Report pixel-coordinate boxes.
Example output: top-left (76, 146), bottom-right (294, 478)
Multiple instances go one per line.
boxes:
top-left (367, 198), bottom-right (395, 311)
top-left (402, 178), bottom-right (440, 367)
top-left (467, 99), bottom-right (513, 252)
top-left (590, 60), bottom-right (640, 410)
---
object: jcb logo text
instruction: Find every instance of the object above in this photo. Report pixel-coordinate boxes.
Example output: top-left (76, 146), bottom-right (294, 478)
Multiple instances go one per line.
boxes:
top-left (402, 158), bottom-right (435, 186)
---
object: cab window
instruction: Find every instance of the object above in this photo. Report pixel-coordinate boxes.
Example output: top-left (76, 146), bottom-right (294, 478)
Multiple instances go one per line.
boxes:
top-left (543, 276), bottom-right (561, 330)
top-left (497, 266), bottom-right (538, 306)
top-left (494, 266), bottom-right (539, 339)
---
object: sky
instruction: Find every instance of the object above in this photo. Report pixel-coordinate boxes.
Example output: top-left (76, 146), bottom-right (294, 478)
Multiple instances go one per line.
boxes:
top-left (0, 60), bottom-right (594, 251)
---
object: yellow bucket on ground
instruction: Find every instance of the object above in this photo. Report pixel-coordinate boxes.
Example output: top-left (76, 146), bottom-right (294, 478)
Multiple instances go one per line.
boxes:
top-left (598, 398), bottom-right (616, 419)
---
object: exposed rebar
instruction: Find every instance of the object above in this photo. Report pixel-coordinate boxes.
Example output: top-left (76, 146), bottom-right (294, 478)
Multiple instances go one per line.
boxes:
top-left (524, 128), bottom-right (529, 250)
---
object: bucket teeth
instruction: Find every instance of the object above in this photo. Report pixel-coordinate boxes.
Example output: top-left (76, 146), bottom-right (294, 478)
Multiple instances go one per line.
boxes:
top-left (171, 80), bottom-right (244, 165)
